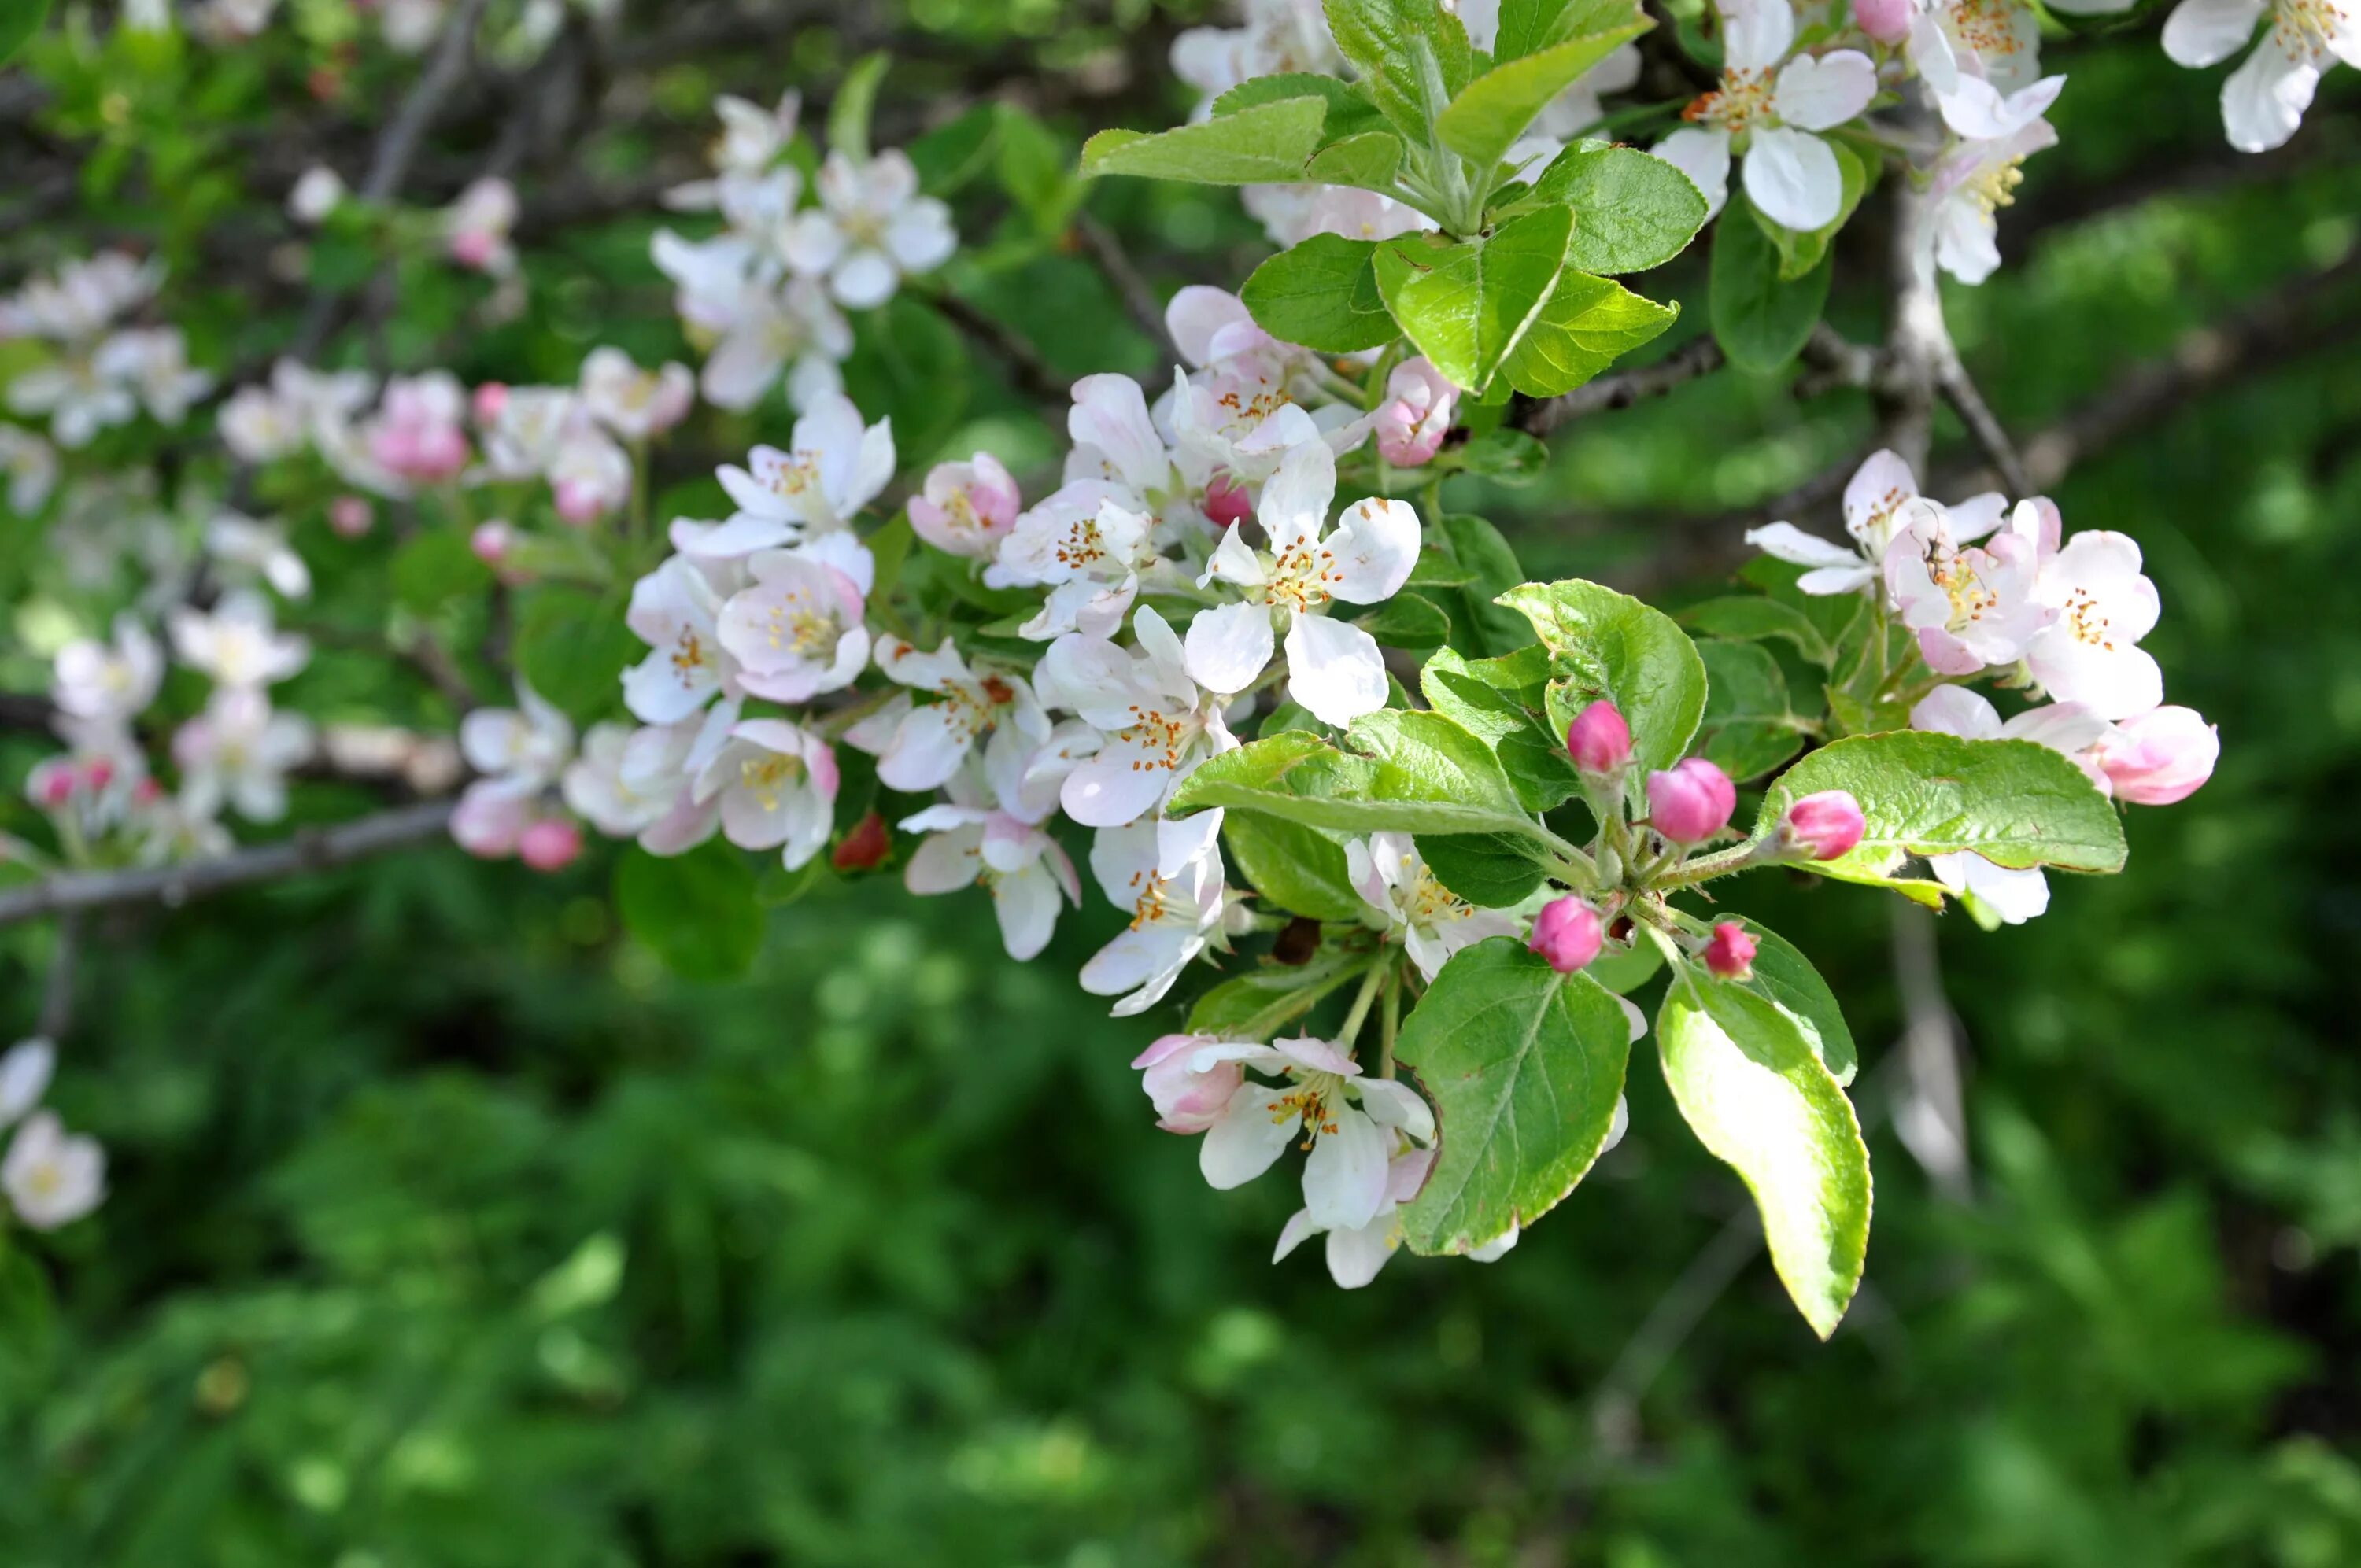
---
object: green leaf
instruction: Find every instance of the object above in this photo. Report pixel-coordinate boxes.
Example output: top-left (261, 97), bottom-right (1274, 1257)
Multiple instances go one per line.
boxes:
top-left (828, 52), bottom-right (890, 164)
top-left (1729, 920), bottom-right (1858, 1086)
top-left (1405, 546), bottom-right (1478, 588)
top-left (1167, 709), bottom-right (1542, 840)
top-left (1188, 950), bottom-right (1369, 1039)
top-left (1758, 732), bottom-right (2130, 887)
top-left (515, 589), bottom-right (645, 725)
top-left (1241, 236), bottom-right (1398, 355)
top-left (391, 529), bottom-right (490, 614)
top-left (1356, 590), bottom-right (1452, 651)
top-left (907, 103), bottom-right (1001, 195)
top-left (1435, 514), bottom-right (1538, 655)
top-left (1223, 812), bottom-right (1367, 923)
top-left (0, 0), bottom-right (50, 65)
top-left (1421, 644), bottom-right (1580, 812)
top-left (1435, 20), bottom-right (1650, 175)
top-left (994, 105), bottom-right (1082, 235)
top-left (1397, 939), bottom-right (1633, 1254)
top-left (1415, 832), bottom-right (1547, 907)
top-left (1502, 270), bottom-right (1679, 398)
top-left (1682, 595), bottom-right (1837, 665)
top-left (1448, 426), bottom-right (1550, 484)
top-left (1493, 0), bottom-right (1643, 59)
top-left (1373, 206), bottom-right (1573, 393)
top-left (1500, 578), bottom-right (1708, 773)
top-left (1527, 142), bottom-right (1710, 274)
top-left (1695, 639), bottom-right (1803, 783)
top-left (1305, 131), bottom-right (1406, 190)
top-left (1658, 974), bottom-right (1872, 1338)
top-left (1709, 197), bottom-right (1831, 374)
top-left (615, 842), bottom-right (762, 982)
top-left (1323, 0), bottom-right (1479, 141)
top-left (1081, 97), bottom-right (1329, 185)
top-left (1212, 72), bottom-right (1391, 143)
top-left (1764, 139), bottom-right (1869, 282)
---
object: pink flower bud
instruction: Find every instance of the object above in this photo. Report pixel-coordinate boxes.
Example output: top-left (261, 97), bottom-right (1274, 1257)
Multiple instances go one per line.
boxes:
top-left (1527, 895), bottom-right (1603, 974)
top-left (471, 382), bottom-right (509, 425)
top-left (907, 452), bottom-right (1022, 557)
top-left (83, 758), bottom-right (115, 792)
top-left (449, 229), bottom-right (497, 271)
top-left (1647, 757), bottom-right (1736, 843)
top-left (518, 817), bottom-right (584, 872)
top-left (831, 810), bottom-right (891, 872)
top-left (36, 767), bottom-right (75, 809)
top-left (1374, 356), bottom-right (1456, 467)
top-left (1855, 0), bottom-right (1912, 43)
top-left (1566, 699), bottom-right (1633, 776)
top-left (1782, 789), bottom-right (1866, 861)
top-left (1703, 921), bottom-right (1757, 980)
top-left (1132, 1034), bottom-right (1245, 1134)
top-left (470, 520), bottom-right (514, 565)
top-left (552, 478), bottom-right (608, 526)
top-left (132, 777), bottom-right (164, 806)
top-left (329, 495), bottom-right (375, 538)
top-left (2094, 706), bottom-right (2218, 806)
top-left (1202, 473), bottom-right (1253, 529)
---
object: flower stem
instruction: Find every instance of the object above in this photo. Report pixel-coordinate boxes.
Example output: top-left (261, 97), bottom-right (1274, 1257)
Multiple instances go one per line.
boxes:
top-left (1378, 964), bottom-right (1402, 1079)
top-left (1339, 959), bottom-right (1387, 1047)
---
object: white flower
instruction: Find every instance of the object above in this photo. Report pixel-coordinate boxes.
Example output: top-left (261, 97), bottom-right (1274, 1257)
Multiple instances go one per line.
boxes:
top-left (856, 636), bottom-right (1052, 796)
top-left (53, 613), bottom-right (163, 722)
top-left (1037, 606), bottom-right (1240, 828)
top-left (690, 393), bottom-right (895, 555)
top-left (715, 533), bottom-right (875, 703)
top-left (476, 386), bottom-right (583, 480)
top-left (205, 511), bottom-right (312, 599)
top-left (578, 346), bottom-right (694, 441)
top-left (783, 150), bottom-right (957, 309)
top-left (1883, 498), bottom-right (2051, 675)
top-left (1650, 0), bottom-right (1877, 232)
top-left (173, 688), bottom-right (316, 823)
top-left (2, 1111), bottom-right (105, 1230)
top-left (1921, 117), bottom-right (2059, 285)
top-left (1273, 1140), bottom-right (1435, 1288)
top-left (2027, 519), bottom-right (2165, 720)
top-left (1746, 448), bottom-right (2007, 595)
top-left (460, 683), bottom-right (575, 792)
top-left (693, 718), bottom-right (839, 868)
top-left (7, 351), bottom-right (138, 448)
top-left (1187, 439), bottom-right (1419, 725)
top-left (0, 253), bottom-right (161, 342)
top-left (168, 590), bottom-right (310, 688)
top-left (2164, 0), bottom-right (2355, 152)
top-left (1172, 0), bottom-right (1341, 110)
top-left (900, 769), bottom-right (1083, 961)
top-left (1910, 684), bottom-right (2113, 922)
top-left (563, 721), bottom-right (680, 838)
top-left (0, 426), bottom-right (57, 514)
top-left (622, 556), bottom-right (741, 724)
top-left (1183, 1035), bottom-right (1436, 1233)
top-left (992, 490), bottom-right (1166, 642)
top-left (219, 383), bottom-right (309, 463)
top-left (665, 90), bottom-right (802, 208)
top-left (444, 177), bottom-right (519, 275)
top-left (0, 1039), bottom-right (56, 1127)
top-left (1080, 819), bottom-right (1230, 1015)
top-left (1908, 0), bottom-right (2048, 98)
top-left (288, 164), bottom-right (345, 225)
top-left (98, 327), bottom-right (213, 426)
top-left (1347, 832), bottom-right (1520, 981)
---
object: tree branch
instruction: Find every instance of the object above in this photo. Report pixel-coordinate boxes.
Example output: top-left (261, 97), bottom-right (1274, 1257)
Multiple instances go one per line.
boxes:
top-left (0, 802), bottom-right (458, 929)
top-left (928, 291), bottom-right (1071, 415)
top-left (1075, 210), bottom-right (1178, 363)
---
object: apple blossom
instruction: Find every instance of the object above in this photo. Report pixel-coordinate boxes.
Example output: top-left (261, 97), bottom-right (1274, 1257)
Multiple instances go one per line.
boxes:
top-left (1133, 1033), bottom-right (1249, 1134)
top-left (857, 636), bottom-right (1051, 796)
top-left (1704, 921), bottom-right (1758, 980)
top-left (548, 429), bottom-right (634, 524)
top-left (1857, 0), bottom-right (1913, 42)
top-left (664, 90), bottom-right (802, 211)
top-left (0, 426), bottom-right (57, 514)
top-left (2095, 705), bottom-right (2219, 805)
top-left (785, 150), bottom-right (957, 310)
top-left (1780, 791), bottom-right (1867, 861)
top-left (54, 614), bottom-right (162, 722)
top-left (1528, 895), bottom-right (1605, 974)
top-left (1905, 0), bottom-right (2049, 100)
top-left (168, 590), bottom-right (309, 689)
top-left (444, 177), bottom-right (519, 275)
top-left (1184, 1035), bottom-right (1436, 1234)
top-left (693, 718), bottom-right (839, 869)
top-left (1241, 183), bottom-right (1436, 247)
top-left (174, 688), bottom-right (316, 822)
top-left (1910, 684), bottom-right (2115, 922)
top-left (900, 774), bottom-right (1083, 961)
top-left (1081, 818), bottom-right (1230, 1015)
top-left (1038, 607), bottom-right (1239, 828)
top-left (2027, 522), bottom-right (2165, 720)
top-left (364, 371), bottom-right (472, 488)
top-left (461, 684), bottom-right (576, 795)
top-left (2163, 0), bottom-right (2355, 152)
top-left (1885, 497), bottom-right (2051, 674)
top-left (622, 556), bottom-right (741, 723)
top-left (205, 511), bottom-right (311, 599)
top-left (578, 346), bottom-right (694, 441)
top-left (3, 1111), bottom-right (105, 1230)
top-left (989, 489), bottom-right (1165, 642)
top-left (1650, 0), bottom-right (1879, 232)
top-left (1648, 757), bottom-right (1738, 843)
top-left (1921, 116), bottom-right (2060, 285)
top-left (1374, 357), bottom-right (1456, 467)
top-left (329, 496), bottom-right (375, 538)
top-left (518, 818), bottom-right (585, 872)
top-left (1566, 699), bottom-right (1633, 776)
top-left (1171, 0), bottom-right (1341, 110)
top-left (1348, 832), bottom-right (1520, 981)
top-left (288, 164), bottom-right (345, 224)
top-left (562, 722), bottom-right (679, 836)
top-left (1187, 439), bottom-right (1419, 725)
top-left (716, 539), bottom-right (875, 703)
top-left (471, 519), bottom-right (517, 567)
top-left (661, 260), bottom-right (852, 414)
top-left (0, 1039), bottom-right (55, 1128)
top-left (1747, 449), bottom-right (2008, 595)
top-left (907, 452), bottom-right (1022, 556)
top-left (695, 394), bottom-right (895, 554)
top-left (1273, 1141), bottom-right (1435, 1288)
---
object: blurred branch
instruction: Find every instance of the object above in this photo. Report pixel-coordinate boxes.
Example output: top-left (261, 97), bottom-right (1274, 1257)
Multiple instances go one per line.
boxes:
top-left (928, 291), bottom-right (1070, 414)
top-left (1511, 337), bottom-right (1726, 437)
top-left (0, 801), bottom-right (457, 928)
top-left (1075, 211), bottom-right (1178, 363)
top-left (1889, 902), bottom-right (1973, 1201)
top-left (37, 913), bottom-right (79, 1040)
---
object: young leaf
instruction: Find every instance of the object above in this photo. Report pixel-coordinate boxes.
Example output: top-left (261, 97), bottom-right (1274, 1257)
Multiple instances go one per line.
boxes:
top-left (1324, 0), bottom-right (1480, 141)
top-left (1166, 710), bottom-right (1542, 840)
top-left (1435, 20), bottom-right (1650, 175)
top-left (1527, 142), bottom-right (1710, 274)
top-left (1188, 950), bottom-right (1369, 1039)
top-left (1501, 271), bottom-right (1679, 398)
top-left (1374, 206), bottom-right (1574, 393)
top-left (1356, 590), bottom-right (1452, 651)
top-left (1223, 812), bottom-right (1367, 923)
top-left (1241, 236), bottom-right (1398, 354)
top-left (1499, 578), bottom-right (1708, 773)
top-left (1493, 0), bottom-right (1644, 59)
top-left (1212, 72), bottom-right (1391, 143)
top-left (1416, 832), bottom-right (1548, 907)
top-left (1306, 131), bottom-right (1406, 190)
top-left (1709, 197), bottom-right (1831, 374)
top-left (828, 52), bottom-right (889, 164)
top-left (1396, 939), bottom-right (1634, 1254)
top-left (1757, 732), bottom-right (2130, 882)
top-left (1681, 595), bottom-right (1838, 666)
top-left (1658, 975), bottom-right (1873, 1339)
top-left (1081, 97), bottom-right (1329, 185)
top-left (1436, 514), bottom-right (1540, 655)
top-left (1421, 644), bottom-right (1581, 812)
top-left (1448, 426), bottom-right (1550, 484)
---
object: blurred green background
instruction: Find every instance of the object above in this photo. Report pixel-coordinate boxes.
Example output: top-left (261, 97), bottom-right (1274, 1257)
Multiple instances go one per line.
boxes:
top-left (3, 1), bottom-right (2360, 1561)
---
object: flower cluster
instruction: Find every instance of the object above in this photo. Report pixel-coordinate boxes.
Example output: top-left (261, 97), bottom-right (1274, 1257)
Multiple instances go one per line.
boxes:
top-left (0, 1039), bottom-right (104, 1232)
top-left (652, 91), bottom-right (955, 411)
top-left (0, 253), bottom-right (212, 449)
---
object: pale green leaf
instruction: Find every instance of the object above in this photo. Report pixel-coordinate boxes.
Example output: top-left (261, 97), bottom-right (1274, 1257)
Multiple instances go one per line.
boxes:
top-left (1527, 142), bottom-right (1710, 274)
top-left (1374, 206), bottom-right (1573, 392)
top-left (1499, 577), bottom-right (1707, 774)
top-left (1241, 235), bottom-right (1398, 354)
top-left (1435, 24), bottom-right (1650, 175)
top-left (1166, 709), bottom-right (1542, 840)
top-left (1502, 269), bottom-right (1679, 397)
top-left (1081, 97), bottom-right (1329, 185)
top-left (1223, 812), bottom-right (1367, 923)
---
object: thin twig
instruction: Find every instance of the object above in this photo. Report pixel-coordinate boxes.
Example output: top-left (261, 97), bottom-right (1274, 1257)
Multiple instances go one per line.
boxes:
top-left (36, 913), bottom-right (80, 1039)
top-left (1888, 902), bottom-right (1972, 1201)
top-left (928, 291), bottom-right (1070, 414)
top-left (1075, 210), bottom-right (1177, 363)
top-left (0, 802), bottom-right (457, 928)
top-left (1510, 336), bottom-right (1726, 437)
top-left (1937, 357), bottom-right (2032, 496)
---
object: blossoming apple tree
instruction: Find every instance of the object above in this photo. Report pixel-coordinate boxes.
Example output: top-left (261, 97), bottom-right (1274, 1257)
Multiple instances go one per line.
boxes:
top-left (0, 0), bottom-right (2263, 1332)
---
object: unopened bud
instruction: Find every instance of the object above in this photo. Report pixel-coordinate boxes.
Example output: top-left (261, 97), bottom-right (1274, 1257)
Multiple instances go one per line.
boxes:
top-left (471, 382), bottom-right (510, 426)
top-left (83, 758), bottom-right (116, 792)
top-left (328, 494), bottom-right (375, 538)
top-left (1703, 920), bottom-right (1757, 981)
top-left (1203, 473), bottom-right (1252, 529)
top-left (1855, 0), bottom-right (1912, 43)
top-left (1528, 895), bottom-right (1604, 974)
top-left (470, 519), bottom-right (514, 565)
top-left (37, 769), bottom-right (75, 809)
top-left (1781, 789), bottom-right (1865, 861)
top-left (1646, 757), bottom-right (1736, 843)
top-left (831, 810), bottom-right (891, 872)
top-left (517, 817), bottom-right (584, 872)
top-left (1566, 699), bottom-right (1633, 776)
top-left (2094, 707), bottom-right (2218, 806)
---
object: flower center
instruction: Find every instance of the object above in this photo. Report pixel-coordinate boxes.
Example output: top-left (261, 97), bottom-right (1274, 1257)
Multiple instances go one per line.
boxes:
top-left (671, 628), bottom-right (710, 677)
top-left (738, 753), bottom-right (803, 808)
top-left (2274, 0), bottom-right (2347, 57)
top-left (1267, 1069), bottom-right (1347, 1149)
top-left (1947, 0), bottom-right (2030, 61)
top-left (1118, 704), bottom-right (1192, 772)
top-left (1967, 156), bottom-right (2028, 216)
top-left (1055, 517), bottom-right (1107, 570)
top-left (1688, 68), bottom-right (1775, 134)
top-left (764, 449), bottom-right (822, 496)
top-left (2060, 586), bottom-right (2117, 649)
top-left (1266, 537), bottom-right (1341, 613)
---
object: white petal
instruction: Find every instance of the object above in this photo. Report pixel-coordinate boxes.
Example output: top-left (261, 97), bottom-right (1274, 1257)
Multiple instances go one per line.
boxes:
top-left (1302, 1108), bottom-right (1391, 1230)
top-left (1775, 50), bottom-right (1877, 131)
top-left (1184, 600), bottom-right (1277, 696)
top-left (1746, 522), bottom-right (1860, 569)
top-left (1743, 128), bottom-right (1844, 234)
top-left (1284, 615), bottom-right (1390, 729)
top-left (1357, 1079), bottom-right (1435, 1144)
top-left (1651, 128), bottom-right (1730, 220)
top-left (2222, 42), bottom-right (2318, 153)
top-left (1909, 683), bottom-right (2004, 740)
top-left (1256, 438), bottom-right (1338, 550)
top-left (2162, 0), bottom-right (2267, 66)
top-left (1200, 1083), bottom-right (1299, 1188)
top-left (1721, 0), bottom-right (1796, 72)
top-left (1323, 1218), bottom-right (1399, 1288)
top-left (1322, 499), bottom-right (1421, 604)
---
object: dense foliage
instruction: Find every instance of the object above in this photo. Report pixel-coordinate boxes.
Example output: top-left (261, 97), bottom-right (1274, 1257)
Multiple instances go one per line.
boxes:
top-left (0, 0), bottom-right (2357, 1559)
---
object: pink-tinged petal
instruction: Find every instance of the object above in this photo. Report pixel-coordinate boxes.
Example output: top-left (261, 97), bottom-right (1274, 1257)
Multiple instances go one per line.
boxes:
top-left (1166, 286), bottom-right (1258, 367)
top-left (2163, 0), bottom-right (2267, 66)
top-left (2002, 700), bottom-right (2112, 758)
top-left (1272, 1036), bottom-right (1361, 1076)
top-left (1200, 1083), bottom-right (1299, 1188)
top-left (2094, 705), bottom-right (2219, 805)
top-left (1184, 600), bottom-right (1277, 697)
top-left (1068, 374), bottom-right (1169, 496)
top-left (1302, 1107), bottom-right (1391, 1230)
top-left (1746, 522), bottom-right (1860, 570)
top-left (1284, 614), bottom-right (1389, 728)
top-left (1909, 684), bottom-right (2004, 740)
top-left (1743, 127), bottom-right (1844, 233)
